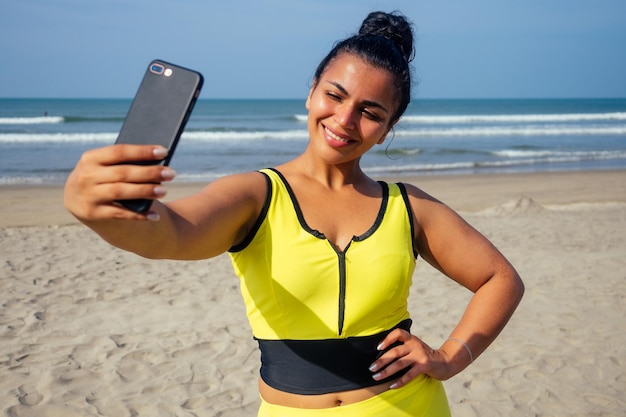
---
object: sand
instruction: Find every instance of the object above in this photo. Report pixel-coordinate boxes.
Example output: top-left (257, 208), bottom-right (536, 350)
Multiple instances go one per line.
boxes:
top-left (1, 170), bottom-right (625, 416)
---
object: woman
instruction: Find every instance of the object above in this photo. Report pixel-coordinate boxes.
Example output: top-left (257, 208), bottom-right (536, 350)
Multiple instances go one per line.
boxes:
top-left (64, 11), bottom-right (524, 416)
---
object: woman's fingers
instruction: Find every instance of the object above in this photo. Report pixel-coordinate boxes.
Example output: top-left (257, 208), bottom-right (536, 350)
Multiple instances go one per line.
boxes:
top-left (92, 181), bottom-right (168, 204)
top-left (78, 145), bottom-right (173, 184)
top-left (90, 163), bottom-right (176, 186)
top-left (370, 329), bottom-right (447, 388)
top-left (370, 329), bottom-right (415, 376)
top-left (82, 144), bottom-right (168, 166)
top-left (64, 144), bottom-right (175, 221)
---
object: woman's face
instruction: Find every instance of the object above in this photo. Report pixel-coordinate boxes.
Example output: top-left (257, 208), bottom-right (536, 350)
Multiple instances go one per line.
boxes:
top-left (306, 53), bottom-right (398, 164)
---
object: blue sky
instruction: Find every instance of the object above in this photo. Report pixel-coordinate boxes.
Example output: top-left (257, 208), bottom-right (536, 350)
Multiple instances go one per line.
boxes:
top-left (1, 0), bottom-right (625, 99)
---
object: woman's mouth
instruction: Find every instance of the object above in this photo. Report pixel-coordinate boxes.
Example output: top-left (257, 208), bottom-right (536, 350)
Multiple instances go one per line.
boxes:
top-left (324, 126), bottom-right (352, 144)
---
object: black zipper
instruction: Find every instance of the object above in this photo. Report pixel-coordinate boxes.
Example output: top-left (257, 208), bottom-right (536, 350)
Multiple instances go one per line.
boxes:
top-left (337, 250), bottom-right (347, 336)
top-left (335, 241), bottom-right (352, 336)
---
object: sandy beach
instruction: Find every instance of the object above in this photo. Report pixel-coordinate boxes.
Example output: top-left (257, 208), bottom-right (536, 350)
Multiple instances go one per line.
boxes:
top-left (1, 170), bottom-right (625, 416)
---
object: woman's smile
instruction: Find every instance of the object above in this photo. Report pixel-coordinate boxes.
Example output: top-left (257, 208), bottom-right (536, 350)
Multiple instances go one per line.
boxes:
top-left (324, 125), bottom-right (354, 146)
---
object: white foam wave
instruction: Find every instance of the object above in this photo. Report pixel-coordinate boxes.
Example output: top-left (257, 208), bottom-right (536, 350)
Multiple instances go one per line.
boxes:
top-left (394, 126), bottom-right (626, 137)
top-left (175, 172), bottom-right (232, 182)
top-left (0, 116), bottom-right (65, 124)
top-left (0, 132), bottom-right (116, 143)
top-left (0, 174), bottom-right (66, 184)
top-left (0, 130), bottom-right (309, 144)
top-left (365, 151), bottom-right (626, 174)
top-left (183, 130), bottom-right (309, 141)
top-left (365, 161), bottom-right (475, 174)
top-left (493, 149), bottom-right (626, 160)
top-left (400, 112), bottom-right (626, 124)
top-left (2, 124), bottom-right (624, 144)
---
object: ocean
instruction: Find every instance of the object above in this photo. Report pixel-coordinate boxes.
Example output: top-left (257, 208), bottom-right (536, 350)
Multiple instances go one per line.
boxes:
top-left (1, 98), bottom-right (625, 185)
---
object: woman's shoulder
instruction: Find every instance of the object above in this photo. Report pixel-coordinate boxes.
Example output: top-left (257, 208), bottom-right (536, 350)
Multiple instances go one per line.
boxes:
top-left (395, 181), bottom-right (452, 217)
top-left (395, 181), bottom-right (434, 201)
top-left (198, 170), bottom-right (270, 205)
top-left (210, 169), bottom-right (267, 185)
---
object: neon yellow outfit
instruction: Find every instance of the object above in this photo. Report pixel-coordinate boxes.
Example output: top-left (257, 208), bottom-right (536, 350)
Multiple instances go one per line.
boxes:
top-left (228, 168), bottom-right (450, 416)
top-left (258, 375), bottom-right (450, 417)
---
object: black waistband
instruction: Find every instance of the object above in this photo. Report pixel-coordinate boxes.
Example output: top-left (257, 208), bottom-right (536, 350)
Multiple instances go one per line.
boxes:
top-left (256, 319), bottom-right (412, 395)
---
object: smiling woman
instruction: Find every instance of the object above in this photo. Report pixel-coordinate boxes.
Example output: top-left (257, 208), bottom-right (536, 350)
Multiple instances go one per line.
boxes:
top-left (304, 55), bottom-right (398, 167)
top-left (63, 10), bottom-right (523, 417)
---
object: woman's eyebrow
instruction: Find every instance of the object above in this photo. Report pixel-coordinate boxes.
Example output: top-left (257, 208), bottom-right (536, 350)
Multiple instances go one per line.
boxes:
top-left (326, 81), bottom-right (390, 114)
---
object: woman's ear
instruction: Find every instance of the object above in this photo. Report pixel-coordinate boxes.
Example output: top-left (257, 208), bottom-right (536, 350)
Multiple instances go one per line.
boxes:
top-left (305, 79), bottom-right (318, 110)
top-left (377, 119), bottom-right (399, 144)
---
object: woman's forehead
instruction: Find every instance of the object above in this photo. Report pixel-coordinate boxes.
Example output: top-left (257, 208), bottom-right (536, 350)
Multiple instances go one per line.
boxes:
top-left (319, 54), bottom-right (399, 105)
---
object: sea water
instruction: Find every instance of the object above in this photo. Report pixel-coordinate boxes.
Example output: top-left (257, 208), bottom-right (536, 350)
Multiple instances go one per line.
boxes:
top-left (0, 98), bottom-right (625, 184)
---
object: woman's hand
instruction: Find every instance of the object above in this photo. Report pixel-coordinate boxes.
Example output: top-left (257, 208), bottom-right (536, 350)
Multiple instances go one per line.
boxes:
top-left (64, 144), bottom-right (268, 260)
top-left (369, 328), bottom-right (455, 389)
top-left (64, 144), bottom-right (176, 222)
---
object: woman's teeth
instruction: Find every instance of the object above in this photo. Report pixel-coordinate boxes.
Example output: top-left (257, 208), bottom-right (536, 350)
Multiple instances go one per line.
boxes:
top-left (325, 127), bottom-right (350, 143)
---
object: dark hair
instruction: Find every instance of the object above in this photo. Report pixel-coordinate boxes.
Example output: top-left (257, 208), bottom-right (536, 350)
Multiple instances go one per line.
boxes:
top-left (313, 11), bottom-right (415, 123)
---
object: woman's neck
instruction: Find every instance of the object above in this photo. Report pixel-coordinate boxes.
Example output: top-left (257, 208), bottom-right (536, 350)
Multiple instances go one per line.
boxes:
top-left (278, 153), bottom-right (373, 190)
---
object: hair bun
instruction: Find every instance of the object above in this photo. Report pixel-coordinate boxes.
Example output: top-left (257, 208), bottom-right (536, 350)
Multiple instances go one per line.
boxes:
top-left (358, 11), bottom-right (414, 63)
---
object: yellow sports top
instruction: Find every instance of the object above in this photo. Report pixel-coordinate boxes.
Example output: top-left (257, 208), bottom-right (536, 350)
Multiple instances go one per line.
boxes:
top-left (229, 168), bottom-right (416, 340)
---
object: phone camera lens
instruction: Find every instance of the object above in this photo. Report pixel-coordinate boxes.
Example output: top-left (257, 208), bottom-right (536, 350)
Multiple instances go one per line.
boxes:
top-left (150, 63), bottom-right (165, 75)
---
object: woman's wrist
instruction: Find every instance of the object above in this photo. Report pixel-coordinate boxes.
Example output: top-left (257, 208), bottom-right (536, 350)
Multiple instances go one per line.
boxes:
top-left (437, 337), bottom-right (474, 379)
top-left (447, 337), bottom-right (473, 363)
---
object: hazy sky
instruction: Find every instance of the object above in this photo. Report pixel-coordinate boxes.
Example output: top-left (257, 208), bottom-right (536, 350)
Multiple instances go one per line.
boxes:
top-left (2, 0), bottom-right (625, 99)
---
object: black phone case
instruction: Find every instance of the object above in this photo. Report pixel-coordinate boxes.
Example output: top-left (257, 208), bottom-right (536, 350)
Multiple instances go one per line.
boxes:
top-left (114, 59), bottom-right (203, 213)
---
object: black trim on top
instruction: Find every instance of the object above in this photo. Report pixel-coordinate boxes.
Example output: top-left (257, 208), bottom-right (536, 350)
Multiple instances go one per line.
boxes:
top-left (267, 168), bottom-right (390, 244)
top-left (267, 167), bottom-right (325, 239)
top-left (228, 171), bottom-right (272, 253)
top-left (352, 181), bottom-right (389, 242)
top-left (397, 182), bottom-right (418, 259)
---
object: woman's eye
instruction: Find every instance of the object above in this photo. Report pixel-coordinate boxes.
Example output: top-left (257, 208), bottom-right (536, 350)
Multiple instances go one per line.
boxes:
top-left (362, 110), bottom-right (382, 121)
top-left (326, 91), bottom-right (342, 101)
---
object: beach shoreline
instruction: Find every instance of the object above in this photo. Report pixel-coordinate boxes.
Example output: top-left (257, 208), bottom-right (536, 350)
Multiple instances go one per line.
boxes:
top-left (2, 169), bottom-right (625, 416)
top-left (2, 169), bottom-right (625, 228)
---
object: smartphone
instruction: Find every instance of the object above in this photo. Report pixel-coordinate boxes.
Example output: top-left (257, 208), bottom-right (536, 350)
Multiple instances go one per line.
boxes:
top-left (114, 59), bottom-right (203, 213)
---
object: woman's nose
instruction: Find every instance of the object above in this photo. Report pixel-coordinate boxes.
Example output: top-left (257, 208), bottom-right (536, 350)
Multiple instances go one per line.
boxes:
top-left (335, 103), bottom-right (356, 129)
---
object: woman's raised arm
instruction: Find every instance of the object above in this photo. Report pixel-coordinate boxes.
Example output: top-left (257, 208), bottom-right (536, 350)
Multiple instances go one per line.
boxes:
top-left (64, 144), bottom-right (267, 260)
